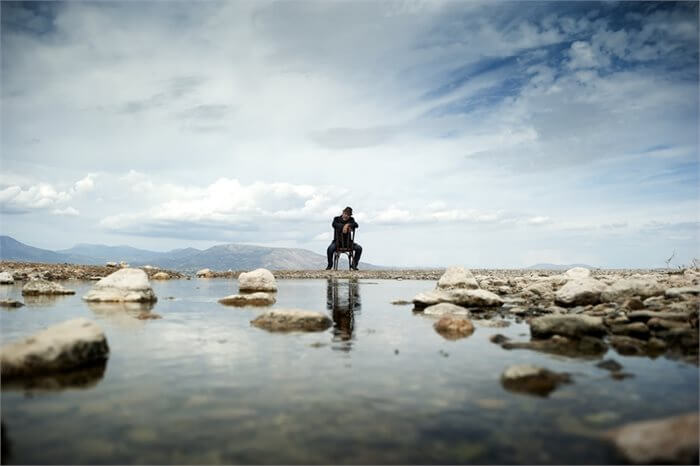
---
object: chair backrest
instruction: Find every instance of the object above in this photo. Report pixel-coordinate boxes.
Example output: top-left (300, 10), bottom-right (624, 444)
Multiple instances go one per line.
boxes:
top-left (335, 227), bottom-right (355, 252)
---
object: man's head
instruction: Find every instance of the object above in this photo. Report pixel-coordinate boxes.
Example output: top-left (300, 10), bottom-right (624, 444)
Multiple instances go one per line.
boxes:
top-left (342, 206), bottom-right (352, 220)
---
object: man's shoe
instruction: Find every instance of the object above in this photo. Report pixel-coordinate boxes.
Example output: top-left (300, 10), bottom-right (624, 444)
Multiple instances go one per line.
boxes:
top-left (350, 265), bottom-right (359, 271)
top-left (325, 265), bottom-right (332, 270)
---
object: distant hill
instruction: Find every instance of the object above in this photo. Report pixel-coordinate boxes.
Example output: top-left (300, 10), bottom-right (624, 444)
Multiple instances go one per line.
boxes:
top-left (1, 236), bottom-right (381, 271)
top-left (526, 263), bottom-right (594, 270)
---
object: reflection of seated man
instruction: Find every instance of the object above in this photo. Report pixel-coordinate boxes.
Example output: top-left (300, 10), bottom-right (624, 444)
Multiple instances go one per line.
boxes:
top-left (326, 279), bottom-right (360, 344)
top-left (326, 206), bottom-right (363, 270)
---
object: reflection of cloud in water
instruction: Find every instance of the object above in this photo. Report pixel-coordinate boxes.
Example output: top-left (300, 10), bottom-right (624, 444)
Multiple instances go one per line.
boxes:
top-left (87, 301), bottom-right (156, 328)
top-left (2, 361), bottom-right (107, 392)
top-left (326, 279), bottom-right (361, 352)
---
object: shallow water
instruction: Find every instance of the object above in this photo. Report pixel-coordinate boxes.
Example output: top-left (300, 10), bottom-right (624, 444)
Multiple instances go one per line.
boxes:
top-left (1, 278), bottom-right (697, 464)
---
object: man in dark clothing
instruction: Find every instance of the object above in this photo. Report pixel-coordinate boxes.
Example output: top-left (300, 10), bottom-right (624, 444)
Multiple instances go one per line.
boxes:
top-left (326, 206), bottom-right (363, 270)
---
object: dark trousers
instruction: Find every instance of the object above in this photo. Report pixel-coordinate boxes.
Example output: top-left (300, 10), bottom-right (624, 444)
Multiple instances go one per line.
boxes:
top-left (327, 241), bottom-right (362, 267)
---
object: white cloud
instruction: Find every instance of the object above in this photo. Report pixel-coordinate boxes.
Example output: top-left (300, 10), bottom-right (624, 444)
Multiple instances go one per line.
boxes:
top-left (52, 206), bottom-right (80, 216)
top-left (73, 173), bottom-right (96, 194)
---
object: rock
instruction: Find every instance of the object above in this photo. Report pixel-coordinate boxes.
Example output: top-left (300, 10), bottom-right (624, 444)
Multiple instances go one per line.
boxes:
top-left (601, 279), bottom-right (664, 302)
top-left (152, 272), bottom-right (170, 280)
top-left (436, 266), bottom-right (479, 290)
top-left (82, 268), bottom-right (157, 303)
top-left (473, 319), bottom-right (510, 328)
top-left (555, 278), bottom-right (608, 306)
top-left (423, 302), bottom-right (471, 316)
top-left (391, 299), bottom-right (412, 305)
top-left (627, 311), bottom-right (689, 323)
top-left (642, 296), bottom-right (665, 309)
top-left (646, 317), bottom-right (689, 331)
top-left (501, 335), bottom-right (608, 358)
top-left (106, 262), bottom-right (118, 268)
top-left (609, 322), bottom-right (650, 340)
top-left (563, 267), bottom-right (591, 279)
top-left (530, 314), bottom-right (606, 339)
top-left (0, 299), bottom-right (24, 308)
top-left (607, 412), bottom-right (698, 464)
top-left (251, 309), bottom-right (331, 332)
top-left (238, 268), bottom-right (277, 292)
top-left (218, 292), bottom-right (276, 306)
top-left (413, 289), bottom-right (503, 309)
top-left (665, 286), bottom-right (700, 298)
top-left (596, 359), bottom-right (623, 372)
top-left (522, 281), bottom-right (553, 298)
top-left (622, 297), bottom-right (644, 310)
top-left (22, 279), bottom-right (75, 296)
top-left (0, 318), bottom-right (109, 377)
top-left (433, 315), bottom-right (474, 339)
top-left (135, 312), bottom-right (162, 320)
top-left (196, 268), bottom-right (214, 278)
top-left (119, 261), bottom-right (129, 268)
top-left (0, 272), bottom-right (14, 284)
top-left (609, 335), bottom-right (651, 356)
top-left (490, 334), bottom-right (510, 344)
top-left (500, 364), bottom-right (571, 397)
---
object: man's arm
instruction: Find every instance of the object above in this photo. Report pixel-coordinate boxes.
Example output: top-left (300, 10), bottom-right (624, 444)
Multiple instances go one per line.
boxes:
top-left (332, 216), bottom-right (342, 229)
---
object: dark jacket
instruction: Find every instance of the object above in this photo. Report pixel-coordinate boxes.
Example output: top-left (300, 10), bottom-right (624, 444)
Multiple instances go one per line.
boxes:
top-left (332, 216), bottom-right (358, 240)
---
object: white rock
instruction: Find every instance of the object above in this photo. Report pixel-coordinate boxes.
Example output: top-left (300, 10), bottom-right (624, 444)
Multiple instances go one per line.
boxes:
top-left (0, 271), bottom-right (15, 284)
top-left (530, 314), bottom-right (606, 338)
top-left (22, 279), bottom-right (75, 296)
top-left (152, 272), bottom-right (170, 280)
top-left (522, 281), bottom-right (553, 298)
top-left (119, 261), bottom-right (129, 268)
top-left (239, 268), bottom-right (277, 292)
top-left (554, 278), bottom-right (608, 306)
top-left (601, 278), bottom-right (664, 301)
top-left (436, 266), bottom-right (479, 290)
top-left (218, 292), bottom-right (276, 306)
top-left (413, 288), bottom-right (503, 308)
top-left (423, 302), bottom-right (471, 316)
top-left (83, 268), bottom-right (157, 302)
top-left (665, 286), bottom-right (700, 298)
top-left (563, 267), bottom-right (591, 279)
top-left (196, 268), bottom-right (214, 278)
top-left (1, 318), bottom-right (109, 377)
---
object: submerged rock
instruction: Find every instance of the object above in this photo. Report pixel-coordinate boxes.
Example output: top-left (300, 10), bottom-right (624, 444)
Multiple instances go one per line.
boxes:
top-left (251, 309), bottom-right (331, 332)
top-left (83, 268), bottom-right (157, 303)
top-left (607, 412), bottom-right (698, 464)
top-left (500, 364), bottom-right (571, 397)
top-left (0, 299), bottom-right (24, 308)
top-left (436, 266), bottom-right (479, 290)
top-left (413, 289), bottom-right (503, 309)
top-left (238, 268), bottom-right (277, 292)
top-left (22, 279), bottom-right (75, 296)
top-left (501, 334), bottom-right (608, 358)
top-left (0, 318), bottom-right (109, 377)
top-left (433, 315), bottom-right (474, 340)
top-left (218, 292), bottom-right (276, 306)
top-left (530, 314), bottom-right (606, 339)
top-left (596, 359), bottom-right (623, 372)
top-left (0, 271), bottom-right (14, 284)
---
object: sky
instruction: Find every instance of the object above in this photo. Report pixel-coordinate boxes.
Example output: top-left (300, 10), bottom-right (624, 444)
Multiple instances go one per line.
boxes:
top-left (1, 0), bottom-right (698, 268)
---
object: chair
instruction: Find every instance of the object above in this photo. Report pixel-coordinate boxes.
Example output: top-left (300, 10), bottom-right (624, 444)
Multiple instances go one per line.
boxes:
top-left (332, 228), bottom-right (355, 270)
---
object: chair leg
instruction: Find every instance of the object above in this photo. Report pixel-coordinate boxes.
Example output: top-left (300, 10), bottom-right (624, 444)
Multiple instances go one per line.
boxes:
top-left (333, 252), bottom-right (339, 270)
top-left (348, 252), bottom-right (354, 270)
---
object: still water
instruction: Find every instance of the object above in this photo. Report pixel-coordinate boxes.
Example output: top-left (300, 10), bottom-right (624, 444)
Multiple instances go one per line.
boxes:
top-left (1, 278), bottom-right (698, 464)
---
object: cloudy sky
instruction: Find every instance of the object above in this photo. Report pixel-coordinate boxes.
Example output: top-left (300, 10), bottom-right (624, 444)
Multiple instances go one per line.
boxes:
top-left (1, 1), bottom-right (698, 268)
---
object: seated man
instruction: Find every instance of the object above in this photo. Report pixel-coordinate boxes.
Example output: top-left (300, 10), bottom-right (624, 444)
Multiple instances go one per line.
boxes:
top-left (326, 206), bottom-right (363, 270)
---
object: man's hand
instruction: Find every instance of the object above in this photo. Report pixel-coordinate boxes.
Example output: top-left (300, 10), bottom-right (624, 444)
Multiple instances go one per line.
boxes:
top-left (342, 224), bottom-right (351, 234)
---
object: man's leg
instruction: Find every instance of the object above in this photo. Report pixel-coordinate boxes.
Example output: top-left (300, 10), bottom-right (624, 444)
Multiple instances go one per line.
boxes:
top-left (326, 241), bottom-right (336, 269)
top-left (352, 243), bottom-right (362, 267)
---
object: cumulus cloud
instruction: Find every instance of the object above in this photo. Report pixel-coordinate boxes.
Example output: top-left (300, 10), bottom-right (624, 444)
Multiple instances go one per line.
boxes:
top-left (52, 206), bottom-right (80, 216)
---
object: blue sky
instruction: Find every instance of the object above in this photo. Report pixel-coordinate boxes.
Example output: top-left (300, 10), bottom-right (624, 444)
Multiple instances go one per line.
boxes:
top-left (1, 1), bottom-right (698, 268)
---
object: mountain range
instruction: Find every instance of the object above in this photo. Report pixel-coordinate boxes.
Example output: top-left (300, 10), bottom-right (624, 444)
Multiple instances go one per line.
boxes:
top-left (0, 235), bottom-right (380, 271)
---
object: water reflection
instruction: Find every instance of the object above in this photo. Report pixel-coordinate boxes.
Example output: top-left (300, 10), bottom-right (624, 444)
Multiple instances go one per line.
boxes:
top-left (1, 362), bottom-right (107, 392)
top-left (326, 279), bottom-right (361, 352)
top-left (22, 294), bottom-right (73, 307)
top-left (87, 301), bottom-right (157, 328)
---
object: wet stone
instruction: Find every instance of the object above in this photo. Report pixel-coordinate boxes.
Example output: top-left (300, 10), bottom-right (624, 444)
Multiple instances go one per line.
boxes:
top-left (0, 299), bottom-right (24, 308)
top-left (596, 359), bottom-right (623, 372)
top-left (433, 315), bottom-right (474, 340)
top-left (500, 364), bottom-right (572, 397)
top-left (610, 322), bottom-right (650, 340)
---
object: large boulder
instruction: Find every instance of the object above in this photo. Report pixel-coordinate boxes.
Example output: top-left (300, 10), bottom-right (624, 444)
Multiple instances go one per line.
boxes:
top-left (196, 268), bottom-right (214, 278)
top-left (563, 267), bottom-right (591, 280)
top-left (601, 278), bottom-right (664, 302)
top-left (218, 292), bottom-right (276, 306)
top-left (607, 412), bottom-right (698, 464)
top-left (530, 314), bottom-right (606, 339)
top-left (436, 266), bottom-right (479, 290)
top-left (434, 315), bottom-right (474, 340)
top-left (0, 271), bottom-right (14, 284)
top-left (413, 289), bottom-right (503, 309)
top-left (522, 281), bottom-right (554, 299)
top-left (0, 318), bottom-right (109, 377)
top-left (251, 309), bottom-right (331, 332)
top-left (22, 279), bottom-right (75, 296)
top-left (239, 268), bottom-right (277, 292)
top-left (554, 278), bottom-right (608, 306)
top-left (500, 364), bottom-right (571, 397)
top-left (423, 302), bottom-right (471, 316)
top-left (83, 268), bottom-right (157, 303)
